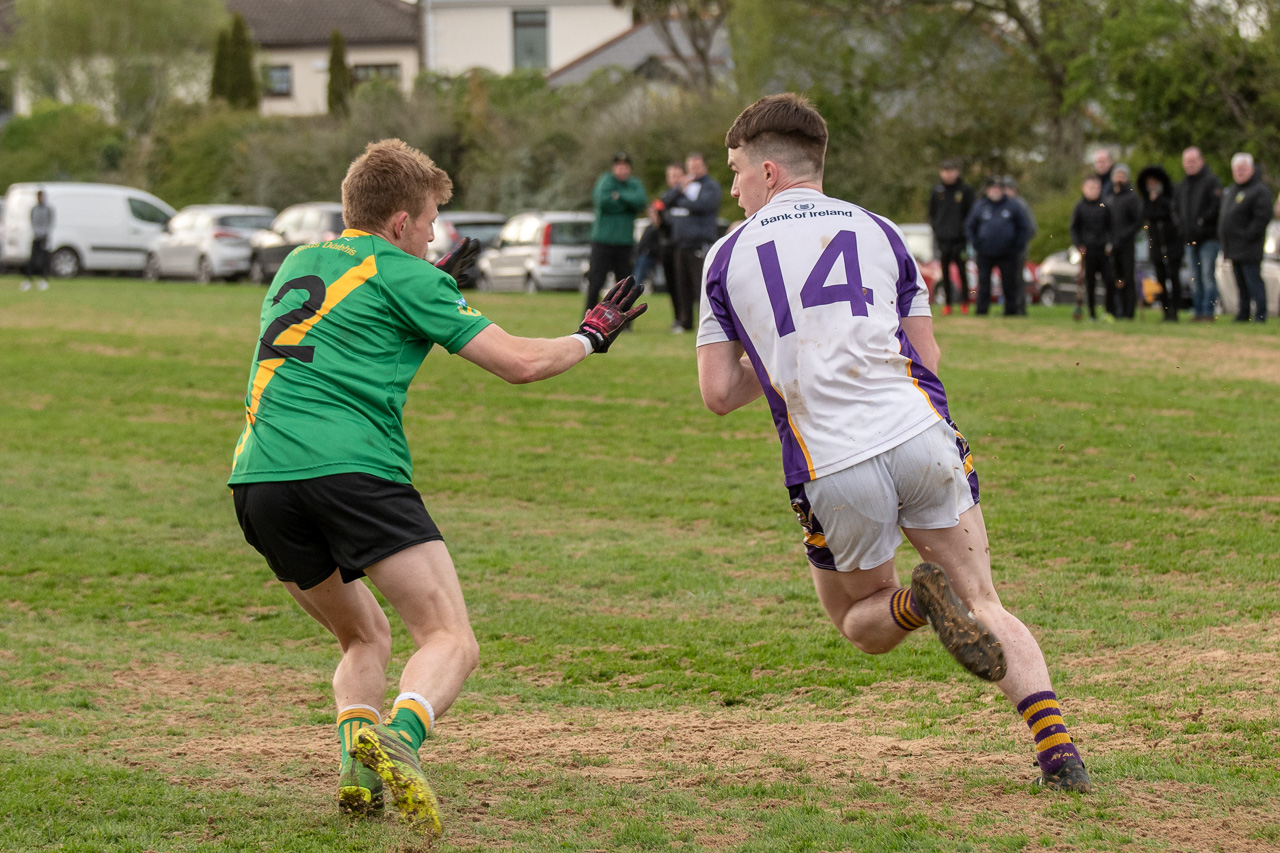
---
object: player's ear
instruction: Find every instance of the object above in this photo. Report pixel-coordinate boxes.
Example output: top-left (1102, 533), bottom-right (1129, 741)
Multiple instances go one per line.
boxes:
top-left (388, 211), bottom-right (410, 240)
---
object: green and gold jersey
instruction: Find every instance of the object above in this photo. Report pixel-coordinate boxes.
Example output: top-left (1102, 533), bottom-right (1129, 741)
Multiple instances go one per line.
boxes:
top-left (229, 229), bottom-right (491, 485)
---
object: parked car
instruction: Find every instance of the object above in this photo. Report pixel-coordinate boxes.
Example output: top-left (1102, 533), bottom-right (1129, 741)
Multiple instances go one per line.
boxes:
top-left (425, 211), bottom-right (508, 269)
top-left (146, 205), bottom-right (276, 283)
top-left (476, 211), bottom-right (593, 292)
top-left (898, 223), bottom-right (943, 298)
top-left (247, 202), bottom-right (345, 284)
top-left (1215, 254), bottom-right (1280, 318)
top-left (1037, 232), bottom-right (1184, 310)
top-left (2, 182), bottom-right (175, 277)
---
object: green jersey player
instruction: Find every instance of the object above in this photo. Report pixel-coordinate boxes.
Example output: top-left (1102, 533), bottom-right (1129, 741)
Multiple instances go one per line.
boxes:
top-left (229, 139), bottom-right (646, 833)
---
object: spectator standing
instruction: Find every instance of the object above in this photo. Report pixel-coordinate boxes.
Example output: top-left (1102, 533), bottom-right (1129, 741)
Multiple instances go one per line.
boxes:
top-left (584, 152), bottom-right (647, 313)
top-left (20, 189), bottom-right (54, 291)
top-left (1002, 176), bottom-right (1036, 314)
top-left (1137, 165), bottom-right (1183, 322)
top-left (631, 203), bottom-right (662, 291)
top-left (1219, 152), bottom-right (1272, 323)
top-left (1069, 175), bottom-right (1114, 322)
top-left (656, 162), bottom-right (687, 327)
top-left (668, 152), bottom-right (722, 333)
top-left (928, 159), bottom-right (975, 314)
top-left (1174, 146), bottom-right (1224, 321)
top-left (1108, 165), bottom-right (1143, 319)
top-left (1093, 149), bottom-right (1116, 199)
top-left (965, 177), bottom-right (1031, 316)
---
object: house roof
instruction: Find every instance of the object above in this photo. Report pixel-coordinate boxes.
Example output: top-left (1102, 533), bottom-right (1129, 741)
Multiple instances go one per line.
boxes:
top-left (225, 0), bottom-right (418, 48)
top-left (547, 21), bottom-right (731, 88)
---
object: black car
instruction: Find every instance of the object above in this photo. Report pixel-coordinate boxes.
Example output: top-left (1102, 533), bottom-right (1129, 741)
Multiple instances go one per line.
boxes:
top-left (248, 202), bottom-right (345, 284)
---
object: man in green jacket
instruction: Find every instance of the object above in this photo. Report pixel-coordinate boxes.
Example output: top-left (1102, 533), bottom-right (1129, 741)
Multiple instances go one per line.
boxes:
top-left (585, 152), bottom-right (647, 313)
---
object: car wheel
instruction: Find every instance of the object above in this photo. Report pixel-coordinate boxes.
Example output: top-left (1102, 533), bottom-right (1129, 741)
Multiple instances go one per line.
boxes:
top-left (248, 255), bottom-right (267, 285)
top-left (50, 247), bottom-right (81, 278)
top-left (524, 274), bottom-right (539, 294)
top-left (196, 255), bottom-right (214, 284)
top-left (1038, 285), bottom-right (1056, 308)
top-left (143, 253), bottom-right (161, 282)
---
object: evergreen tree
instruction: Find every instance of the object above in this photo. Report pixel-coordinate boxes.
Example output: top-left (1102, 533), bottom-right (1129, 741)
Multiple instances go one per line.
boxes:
top-left (327, 30), bottom-right (353, 117)
top-left (225, 12), bottom-right (260, 110)
top-left (210, 29), bottom-right (230, 102)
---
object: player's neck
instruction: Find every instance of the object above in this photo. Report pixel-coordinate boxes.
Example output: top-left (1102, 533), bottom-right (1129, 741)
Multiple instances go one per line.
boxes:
top-left (766, 179), bottom-right (823, 206)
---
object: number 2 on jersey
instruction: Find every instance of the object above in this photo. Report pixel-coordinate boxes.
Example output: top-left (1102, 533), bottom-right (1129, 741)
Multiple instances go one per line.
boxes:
top-left (257, 275), bottom-right (326, 363)
top-left (756, 230), bottom-right (873, 337)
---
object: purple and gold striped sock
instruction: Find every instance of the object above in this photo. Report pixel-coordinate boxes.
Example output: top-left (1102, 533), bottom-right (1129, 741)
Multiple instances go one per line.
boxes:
top-left (889, 587), bottom-right (927, 632)
top-left (1018, 691), bottom-right (1081, 775)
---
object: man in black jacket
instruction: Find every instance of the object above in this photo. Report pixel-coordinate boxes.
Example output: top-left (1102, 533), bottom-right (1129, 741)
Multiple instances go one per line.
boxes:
top-left (1108, 165), bottom-right (1144, 319)
top-left (656, 162), bottom-right (687, 330)
top-left (1138, 165), bottom-right (1183, 322)
top-left (1219, 152), bottom-right (1273, 323)
top-left (965, 177), bottom-right (1032, 316)
top-left (668, 152), bottom-right (722, 333)
top-left (928, 159), bottom-right (975, 314)
top-left (1174, 147), bottom-right (1223, 321)
top-left (1070, 175), bottom-right (1113, 322)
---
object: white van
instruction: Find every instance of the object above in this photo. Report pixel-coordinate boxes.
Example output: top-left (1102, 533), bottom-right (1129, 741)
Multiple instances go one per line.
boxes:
top-left (2, 182), bottom-right (175, 277)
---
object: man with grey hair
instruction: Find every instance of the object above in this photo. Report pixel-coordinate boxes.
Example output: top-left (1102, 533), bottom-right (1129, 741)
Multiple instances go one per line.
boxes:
top-left (1092, 149), bottom-right (1115, 199)
top-left (1175, 146), bottom-right (1223, 320)
top-left (1219, 152), bottom-right (1272, 322)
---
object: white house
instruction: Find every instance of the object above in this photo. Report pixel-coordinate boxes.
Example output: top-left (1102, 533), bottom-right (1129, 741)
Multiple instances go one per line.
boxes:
top-left (419, 0), bottom-right (634, 76)
top-left (227, 0), bottom-right (422, 117)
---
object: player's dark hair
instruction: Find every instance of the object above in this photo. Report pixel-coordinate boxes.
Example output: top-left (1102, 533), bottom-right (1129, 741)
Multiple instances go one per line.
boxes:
top-left (725, 93), bottom-right (828, 178)
top-left (342, 139), bottom-right (453, 233)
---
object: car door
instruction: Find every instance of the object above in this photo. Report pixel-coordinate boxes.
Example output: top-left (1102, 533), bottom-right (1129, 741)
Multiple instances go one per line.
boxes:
top-left (153, 211), bottom-right (192, 275)
top-left (125, 197), bottom-right (172, 271)
top-left (490, 217), bottom-right (527, 288)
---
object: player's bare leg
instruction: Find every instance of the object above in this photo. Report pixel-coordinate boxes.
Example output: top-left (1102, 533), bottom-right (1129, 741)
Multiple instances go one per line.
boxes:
top-left (284, 572), bottom-right (392, 816)
top-left (810, 558), bottom-right (913, 654)
top-left (904, 505), bottom-right (1091, 792)
top-left (351, 541), bottom-right (480, 834)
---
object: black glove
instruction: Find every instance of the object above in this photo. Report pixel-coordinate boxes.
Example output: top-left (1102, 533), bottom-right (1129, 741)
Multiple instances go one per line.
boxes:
top-left (434, 237), bottom-right (481, 288)
top-left (577, 277), bottom-right (648, 353)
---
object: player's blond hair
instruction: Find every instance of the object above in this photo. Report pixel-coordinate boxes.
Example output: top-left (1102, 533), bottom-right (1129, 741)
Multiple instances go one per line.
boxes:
top-left (725, 93), bottom-right (828, 179)
top-left (341, 139), bottom-right (453, 233)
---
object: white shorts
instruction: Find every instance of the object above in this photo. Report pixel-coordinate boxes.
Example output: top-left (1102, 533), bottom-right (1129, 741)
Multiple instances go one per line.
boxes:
top-left (788, 418), bottom-right (979, 572)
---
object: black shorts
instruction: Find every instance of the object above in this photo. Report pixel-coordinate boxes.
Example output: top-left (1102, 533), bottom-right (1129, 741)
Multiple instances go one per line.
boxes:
top-left (231, 473), bottom-right (443, 590)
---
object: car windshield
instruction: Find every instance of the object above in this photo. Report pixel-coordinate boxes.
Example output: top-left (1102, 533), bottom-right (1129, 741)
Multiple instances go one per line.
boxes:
top-left (549, 220), bottom-right (592, 245)
top-left (219, 214), bottom-right (276, 230)
top-left (454, 222), bottom-right (504, 244)
top-left (903, 231), bottom-right (934, 263)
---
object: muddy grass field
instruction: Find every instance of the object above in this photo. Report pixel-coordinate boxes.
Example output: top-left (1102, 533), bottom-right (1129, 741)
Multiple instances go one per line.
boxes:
top-left (2, 281), bottom-right (1278, 852)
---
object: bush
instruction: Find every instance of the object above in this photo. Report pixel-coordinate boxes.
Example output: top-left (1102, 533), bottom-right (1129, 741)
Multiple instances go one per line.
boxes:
top-left (0, 102), bottom-right (123, 190)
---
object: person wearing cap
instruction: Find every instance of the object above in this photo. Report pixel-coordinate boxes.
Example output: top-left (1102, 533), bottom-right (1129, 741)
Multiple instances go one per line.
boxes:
top-left (1001, 176), bottom-right (1036, 314)
top-left (585, 152), bottom-right (647, 314)
top-left (1108, 164), bottom-right (1143, 319)
top-left (928, 159), bottom-right (975, 314)
top-left (965, 176), bottom-right (1033, 316)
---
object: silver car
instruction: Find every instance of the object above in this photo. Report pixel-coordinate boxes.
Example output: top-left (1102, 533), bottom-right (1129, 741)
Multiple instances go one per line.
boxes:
top-left (425, 211), bottom-right (508, 269)
top-left (146, 204), bottom-right (276, 283)
top-left (476, 212), bottom-right (594, 292)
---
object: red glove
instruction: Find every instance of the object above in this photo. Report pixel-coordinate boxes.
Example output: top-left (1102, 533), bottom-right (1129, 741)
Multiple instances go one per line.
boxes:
top-left (577, 277), bottom-right (647, 353)
top-left (434, 237), bottom-right (481, 288)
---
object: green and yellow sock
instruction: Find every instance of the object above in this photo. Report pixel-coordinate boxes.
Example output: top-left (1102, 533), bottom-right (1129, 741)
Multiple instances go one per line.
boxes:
top-left (337, 704), bottom-right (381, 769)
top-left (385, 692), bottom-right (435, 751)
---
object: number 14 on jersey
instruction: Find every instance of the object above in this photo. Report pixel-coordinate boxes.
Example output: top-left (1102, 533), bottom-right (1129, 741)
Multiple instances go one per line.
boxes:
top-left (756, 229), bottom-right (873, 337)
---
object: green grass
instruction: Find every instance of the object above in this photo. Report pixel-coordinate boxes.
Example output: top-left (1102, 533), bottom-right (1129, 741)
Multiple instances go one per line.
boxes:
top-left (2, 277), bottom-right (1278, 852)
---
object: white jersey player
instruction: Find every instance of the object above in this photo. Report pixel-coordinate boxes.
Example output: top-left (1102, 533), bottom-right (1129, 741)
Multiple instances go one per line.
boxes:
top-left (695, 93), bottom-right (1090, 793)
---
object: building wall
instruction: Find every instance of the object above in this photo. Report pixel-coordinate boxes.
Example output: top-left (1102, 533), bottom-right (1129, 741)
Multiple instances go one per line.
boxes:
top-left (259, 44), bottom-right (419, 117)
top-left (425, 2), bottom-right (632, 75)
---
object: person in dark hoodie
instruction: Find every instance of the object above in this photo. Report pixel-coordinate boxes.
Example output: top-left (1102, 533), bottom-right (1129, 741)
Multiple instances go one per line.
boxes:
top-left (1174, 146), bottom-right (1223, 321)
top-left (965, 176), bottom-right (1031, 315)
top-left (1069, 174), bottom-right (1113, 321)
top-left (1108, 164), bottom-right (1144, 319)
top-left (1219, 152), bottom-right (1273, 323)
top-left (1137, 164), bottom-right (1183, 321)
top-left (928, 159), bottom-right (975, 314)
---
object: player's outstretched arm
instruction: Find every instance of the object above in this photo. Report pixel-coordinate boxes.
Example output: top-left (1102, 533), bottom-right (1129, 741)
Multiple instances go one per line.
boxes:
top-left (697, 341), bottom-right (763, 415)
top-left (901, 316), bottom-right (941, 375)
top-left (457, 277), bottom-right (647, 384)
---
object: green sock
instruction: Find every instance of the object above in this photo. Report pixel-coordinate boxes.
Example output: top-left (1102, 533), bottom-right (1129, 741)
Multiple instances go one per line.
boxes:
top-left (336, 705), bottom-right (380, 770)
top-left (385, 695), bottom-right (433, 751)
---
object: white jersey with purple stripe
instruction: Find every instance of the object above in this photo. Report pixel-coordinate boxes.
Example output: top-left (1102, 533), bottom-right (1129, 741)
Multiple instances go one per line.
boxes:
top-left (696, 188), bottom-right (951, 487)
